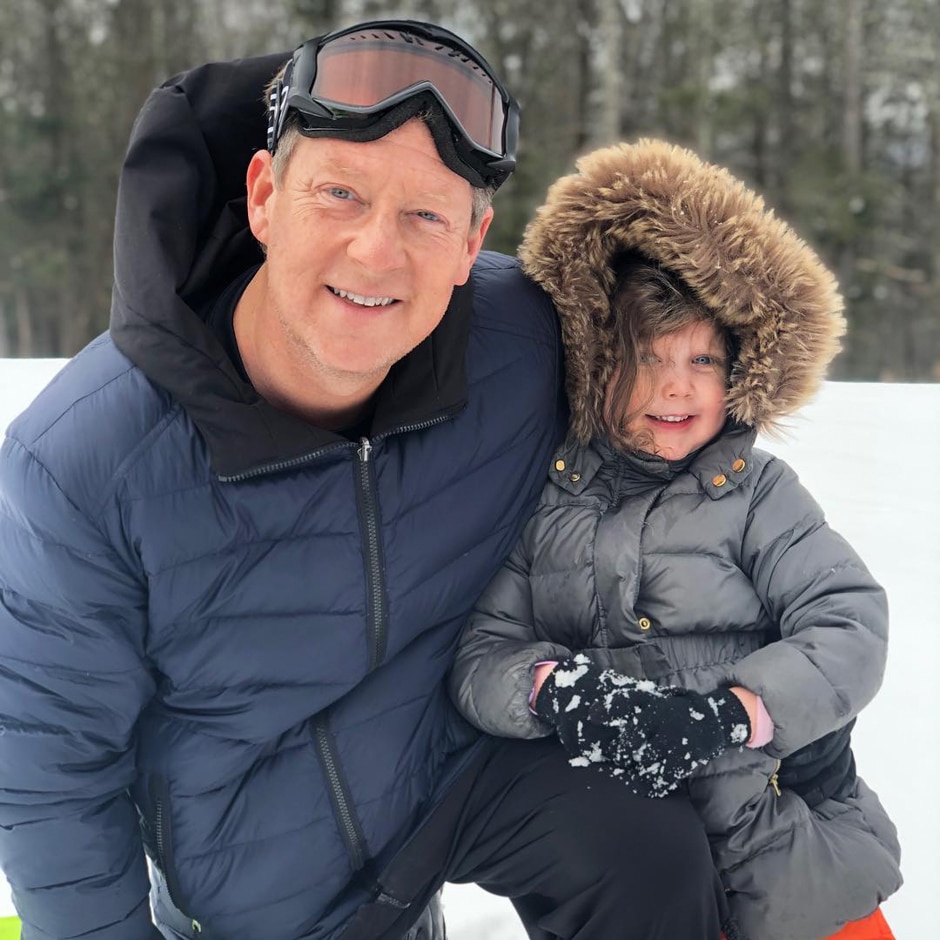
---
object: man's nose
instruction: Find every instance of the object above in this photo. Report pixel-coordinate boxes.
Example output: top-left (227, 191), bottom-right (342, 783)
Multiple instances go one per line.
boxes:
top-left (346, 212), bottom-right (405, 270)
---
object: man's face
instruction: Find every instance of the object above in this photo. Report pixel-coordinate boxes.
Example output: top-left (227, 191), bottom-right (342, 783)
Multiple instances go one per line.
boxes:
top-left (244, 119), bottom-right (492, 413)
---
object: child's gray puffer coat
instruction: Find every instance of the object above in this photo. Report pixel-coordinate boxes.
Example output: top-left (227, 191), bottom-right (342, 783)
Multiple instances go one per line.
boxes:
top-left (449, 140), bottom-right (902, 940)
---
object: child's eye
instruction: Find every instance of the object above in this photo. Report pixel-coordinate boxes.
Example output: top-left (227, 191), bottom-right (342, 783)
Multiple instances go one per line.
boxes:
top-left (695, 354), bottom-right (729, 368)
top-left (639, 354), bottom-right (660, 366)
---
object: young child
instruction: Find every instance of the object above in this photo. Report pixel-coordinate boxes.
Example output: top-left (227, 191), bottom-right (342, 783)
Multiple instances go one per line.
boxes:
top-left (449, 140), bottom-right (901, 940)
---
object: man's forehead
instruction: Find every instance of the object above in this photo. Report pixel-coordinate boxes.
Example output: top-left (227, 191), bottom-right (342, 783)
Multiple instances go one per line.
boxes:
top-left (295, 126), bottom-right (472, 200)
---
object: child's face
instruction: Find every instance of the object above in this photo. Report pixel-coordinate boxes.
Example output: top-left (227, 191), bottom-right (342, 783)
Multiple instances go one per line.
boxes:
top-left (625, 320), bottom-right (728, 460)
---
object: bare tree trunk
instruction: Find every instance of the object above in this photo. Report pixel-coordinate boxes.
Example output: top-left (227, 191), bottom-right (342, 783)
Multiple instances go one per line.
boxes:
top-left (838, 0), bottom-right (864, 374)
top-left (572, 0), bottom-right (593, 153)
top-left (15, 290), bottom-right (33, 358)
top-left (842, 0), bottom-right (863, 177)
top-left (691, 0), bottom-right (714, 157)
top-left (926, 42), bottom-right (940, 378)
top-left (594, 0), bottom-right (624, 146)
top-left (0, 302), bottom-right (8, 358)
top-left (750, 0), bottom-right (770, 188)
top-left (775, 0), bottom-right (795, 213)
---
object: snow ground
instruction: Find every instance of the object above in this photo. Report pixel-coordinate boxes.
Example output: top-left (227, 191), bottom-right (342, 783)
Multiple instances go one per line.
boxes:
top-left (1, 360), bottom-right (937, 939)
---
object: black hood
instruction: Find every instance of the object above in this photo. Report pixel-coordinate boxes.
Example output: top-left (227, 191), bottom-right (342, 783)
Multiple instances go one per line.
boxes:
top-left (109, 51), bottom-right (472, 478)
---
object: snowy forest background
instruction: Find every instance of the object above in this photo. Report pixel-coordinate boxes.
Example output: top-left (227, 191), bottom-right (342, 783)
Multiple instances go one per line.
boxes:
top-left (2, 0), bottom-right (940, 381)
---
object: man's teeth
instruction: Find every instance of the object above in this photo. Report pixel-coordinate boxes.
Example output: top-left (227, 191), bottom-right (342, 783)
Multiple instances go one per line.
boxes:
top-left (331, 287), bottom-right (395, 307)
top-left (655, 415), bottom-right (691, 422)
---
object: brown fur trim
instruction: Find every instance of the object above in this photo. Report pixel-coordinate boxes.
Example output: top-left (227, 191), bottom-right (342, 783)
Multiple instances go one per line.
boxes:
top-left (519, 139), bottom-right (845, 440)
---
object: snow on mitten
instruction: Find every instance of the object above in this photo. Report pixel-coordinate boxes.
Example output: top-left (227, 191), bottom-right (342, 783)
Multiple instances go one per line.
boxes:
top-left (535, 655), bottom-right (751, 797)
top-left (533, 655), bottom-right (624, 762)
top-left (603, 681), bottom-right (751, 796)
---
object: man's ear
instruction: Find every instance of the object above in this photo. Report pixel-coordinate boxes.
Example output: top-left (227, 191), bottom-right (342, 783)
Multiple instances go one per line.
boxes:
top-left (246, 150), bottom-right (276, 246)
top-left (456, 206), bottom-right (495, 286)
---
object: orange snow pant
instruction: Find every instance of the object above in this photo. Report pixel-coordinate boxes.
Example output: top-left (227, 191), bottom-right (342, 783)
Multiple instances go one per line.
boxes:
top-left (823, 907), bottom-right (895, 939)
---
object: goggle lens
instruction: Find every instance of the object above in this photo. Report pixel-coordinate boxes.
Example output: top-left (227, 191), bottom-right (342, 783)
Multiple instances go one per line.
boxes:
top-left (310, 33), bottom-right (505, 155)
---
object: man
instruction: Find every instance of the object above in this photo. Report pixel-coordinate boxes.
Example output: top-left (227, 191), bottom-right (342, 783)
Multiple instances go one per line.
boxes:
top-left (0, 21), bottom-right (728, 940)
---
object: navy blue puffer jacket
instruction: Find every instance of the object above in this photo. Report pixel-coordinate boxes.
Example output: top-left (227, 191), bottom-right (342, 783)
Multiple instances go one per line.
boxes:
top-left (0, 51), bottom-right (564, 940)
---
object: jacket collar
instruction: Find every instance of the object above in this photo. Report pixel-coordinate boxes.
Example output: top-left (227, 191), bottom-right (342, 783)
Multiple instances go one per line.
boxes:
top-left (550, 422), bottom-right (757, 499)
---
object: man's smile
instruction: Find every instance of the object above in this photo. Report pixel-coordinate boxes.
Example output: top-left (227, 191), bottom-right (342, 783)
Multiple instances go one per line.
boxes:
top-left (328, 285), bottom-right (398, 307)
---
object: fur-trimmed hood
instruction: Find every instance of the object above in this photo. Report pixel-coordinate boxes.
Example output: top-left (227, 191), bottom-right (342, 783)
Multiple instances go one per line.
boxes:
top-left (519, 138), bottom-right (846, 439)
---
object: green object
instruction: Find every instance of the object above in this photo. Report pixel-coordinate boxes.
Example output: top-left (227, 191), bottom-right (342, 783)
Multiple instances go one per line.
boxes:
top-left (0, 917), bottom-right (19, 940)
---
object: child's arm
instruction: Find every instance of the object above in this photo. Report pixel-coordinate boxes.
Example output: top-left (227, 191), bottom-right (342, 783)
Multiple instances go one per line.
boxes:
top-left (727, 456), bottom-right (888, 757)
top-left (448, 534), bottom-right (573, 739)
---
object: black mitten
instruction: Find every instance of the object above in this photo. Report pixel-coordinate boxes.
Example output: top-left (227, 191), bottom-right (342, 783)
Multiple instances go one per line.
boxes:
top-left (535, 655), bottom-right (751, 797)
top-left (533, 656), bottom-right (623, 760)
top-left (604, 681), bottom-right (751, 796)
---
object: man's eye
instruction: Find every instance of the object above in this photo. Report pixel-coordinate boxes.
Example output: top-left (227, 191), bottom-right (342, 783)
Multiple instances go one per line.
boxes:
top-left (415, 210), bottom-right (443, 223)
top-left (328, 187), bottom-right (354, 200)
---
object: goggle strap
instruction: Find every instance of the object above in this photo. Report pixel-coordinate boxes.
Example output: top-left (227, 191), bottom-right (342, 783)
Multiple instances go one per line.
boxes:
top-left (266, 57), bottom-right (295, 154)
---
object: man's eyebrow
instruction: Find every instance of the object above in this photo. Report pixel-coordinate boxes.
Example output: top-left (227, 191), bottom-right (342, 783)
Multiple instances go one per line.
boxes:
top-left (315, 158), bottom-right (360, 177)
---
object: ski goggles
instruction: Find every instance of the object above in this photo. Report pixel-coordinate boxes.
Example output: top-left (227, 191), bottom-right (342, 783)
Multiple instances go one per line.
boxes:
top-left (266, 20), bottom-right (519, 189)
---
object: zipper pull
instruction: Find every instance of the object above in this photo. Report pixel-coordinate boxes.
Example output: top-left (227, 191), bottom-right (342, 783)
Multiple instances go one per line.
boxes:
top-left (358, 437), bottom-right (372, 462)
top-left (191, 920), bottom-right (202, 934)
top-left (769, 759), bottom-right (782, 797)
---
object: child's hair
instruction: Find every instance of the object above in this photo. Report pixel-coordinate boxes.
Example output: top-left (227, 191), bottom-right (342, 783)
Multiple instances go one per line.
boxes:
top-left (601, 251), bottom-right (736, 451)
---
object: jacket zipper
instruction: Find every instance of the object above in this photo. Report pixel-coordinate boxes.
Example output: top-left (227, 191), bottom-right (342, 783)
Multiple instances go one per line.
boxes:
top-left (769, 758), bottom-right (782, 797)
top-left (154, 788), bottom-right (202, 933)
top-left (218, 441), bottom-right (352, 483)
top-left (353, 411), bottom-right (458, 668)
top-left (356, 437), bottom-right (388, 671)
top-left (216, 410), bottom-right (462, 484)
top-left (154, 795), bottom-right (168, 873)
top-left (314, 715), bottom-right (366, 871)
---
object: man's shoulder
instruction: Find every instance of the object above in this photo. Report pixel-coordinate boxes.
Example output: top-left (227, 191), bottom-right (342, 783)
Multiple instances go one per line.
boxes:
top-left (471, 250), bottom-right (559, 345)
top-left (5, 334), bottom-right (178, 508)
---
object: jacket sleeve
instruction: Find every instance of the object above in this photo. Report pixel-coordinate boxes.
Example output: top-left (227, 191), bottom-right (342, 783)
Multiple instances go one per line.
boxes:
top-left (448, 521), bottom-right (573, 739)
top-left (0, 436), bottom-right (158, 940)
top-left (727, 456), bottom-right (888, 757)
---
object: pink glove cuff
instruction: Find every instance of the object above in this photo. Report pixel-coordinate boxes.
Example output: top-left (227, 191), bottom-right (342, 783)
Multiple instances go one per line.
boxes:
top-left (528, 661), bottom-right (559, 713)
top-left (747, 694), bottom-right (774, 748)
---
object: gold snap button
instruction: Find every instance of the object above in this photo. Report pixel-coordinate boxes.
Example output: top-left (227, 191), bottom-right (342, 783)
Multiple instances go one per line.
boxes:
top-left (554, 459), bottom-right (566, 472)
top-left (712, 474), bottom-right (727, 487)
top-left (569, 472), bottom-right (581, 483)
top-left (638, 617), bottom-right (652, 631)
top-left (732, 459), bottom-right (746, 473)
